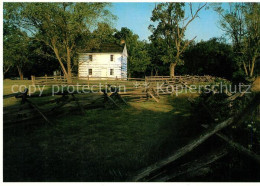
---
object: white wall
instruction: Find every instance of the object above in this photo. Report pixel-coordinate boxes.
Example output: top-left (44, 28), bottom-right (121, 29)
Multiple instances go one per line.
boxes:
top-left (78, 53), bottom-right (123, 78)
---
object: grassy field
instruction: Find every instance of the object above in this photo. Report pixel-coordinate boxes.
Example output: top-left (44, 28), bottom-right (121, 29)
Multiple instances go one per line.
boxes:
top-left (3, 79), bottom-right (260, 181)
top-left (3, 80), bottom-right (198, 181)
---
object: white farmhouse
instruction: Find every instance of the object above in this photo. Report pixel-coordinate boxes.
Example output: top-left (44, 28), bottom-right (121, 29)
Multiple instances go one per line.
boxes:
top-left (78, 43), bottom-right (127, 79)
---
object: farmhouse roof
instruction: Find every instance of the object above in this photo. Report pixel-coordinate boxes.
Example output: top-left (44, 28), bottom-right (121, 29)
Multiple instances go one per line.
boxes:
top-left (84, 43), bottom-right (124, 53)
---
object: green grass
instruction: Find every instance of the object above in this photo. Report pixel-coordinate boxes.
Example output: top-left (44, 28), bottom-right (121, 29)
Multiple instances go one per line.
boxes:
top-left (4, 80), bottom-right (196, 181)
top-left (3, 80), bottom-right (51, 107)
top-left (3, 79), bottom-right (138, 107)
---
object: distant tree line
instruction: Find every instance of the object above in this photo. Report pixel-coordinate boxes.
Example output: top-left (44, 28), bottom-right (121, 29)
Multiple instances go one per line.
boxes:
top-left (3, 2), bottom-right (259, 82)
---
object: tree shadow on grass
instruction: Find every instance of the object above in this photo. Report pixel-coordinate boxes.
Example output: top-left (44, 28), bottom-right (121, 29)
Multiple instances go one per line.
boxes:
top-left (4, 93), bottom-right (196, 182)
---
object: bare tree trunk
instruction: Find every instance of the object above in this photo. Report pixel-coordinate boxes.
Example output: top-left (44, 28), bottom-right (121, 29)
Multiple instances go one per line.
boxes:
top-left (250, 56), bottom-right (256, 77)
top-left (4, 65), bottom-right (11, 78)
top-left (52, 45), bottom-right (72, 84)
top-left (17, 66), bottom-right (24, 80)
top-left (170, 63), bottom-right (176, 77)
top-left (66, 47), bottom-right (72, 84)
top-left (243, 62), bottom-right (249, 76)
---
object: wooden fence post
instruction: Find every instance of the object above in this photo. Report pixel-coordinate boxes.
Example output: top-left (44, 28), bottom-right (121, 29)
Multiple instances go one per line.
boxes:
top-left (31, 75), bottom-right (35, 85)
top-left (54, 74), bottom-right (57, 84)
top-left (45, 74), bottom-right (47, 84)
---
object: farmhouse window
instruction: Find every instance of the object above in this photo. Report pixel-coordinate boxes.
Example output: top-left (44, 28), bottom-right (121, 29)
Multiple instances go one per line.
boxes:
top-left (89, 69), bottom-right (92, 75)
top-left (89, 55), bottom-right (93, 61)
top-left (110, 55), bottom-right (114, 61)
top-left (110, 69), bottom-right (114, 75)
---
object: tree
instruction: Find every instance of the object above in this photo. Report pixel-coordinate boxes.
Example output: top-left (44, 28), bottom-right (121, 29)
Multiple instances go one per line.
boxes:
top-left (92, 22), bottom-right (117, 44)
top-left (3, 23), bottom-right (13, 77)
top-left (28, 39), bottom-right (61, 77)
top-left (3, 22), bottom-right (31, 80)
top-left (115, 27), bottom-right (151, 77)
top-left (182, 38), bottom-right (234, 79)
top-left (129, 41), bottom-right (151, 77)
top-left (243, 3), bottom-right (260, 77)
top-left (4, 2), bottom-right (115, 83)
top-left (149, 2), bottom-right (206, 77)
top-left (213, 3), bottom-right (260, 78)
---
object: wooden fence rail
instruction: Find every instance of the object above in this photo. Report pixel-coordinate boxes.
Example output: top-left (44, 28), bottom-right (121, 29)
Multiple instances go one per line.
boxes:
top-left (31, 75), bottom-right (146, 85)
top-left (31, 75), bottom-right (227, 86)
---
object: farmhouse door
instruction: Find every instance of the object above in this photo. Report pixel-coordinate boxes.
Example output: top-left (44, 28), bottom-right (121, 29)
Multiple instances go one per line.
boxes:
top-left (101, 68), bottom-right (107, 77)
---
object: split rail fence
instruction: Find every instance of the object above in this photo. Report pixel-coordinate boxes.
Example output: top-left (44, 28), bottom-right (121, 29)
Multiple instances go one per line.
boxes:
top-left (31, 75), bottom-right (225, 86)
top-left (31, 75), bottom-right (144, 86)
top-left (4, 75), bottom-right (260, 181)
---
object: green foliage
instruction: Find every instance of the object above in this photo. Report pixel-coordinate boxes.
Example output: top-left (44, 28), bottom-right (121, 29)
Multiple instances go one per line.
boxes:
top-left (4, 2), bottom-right (257, 80)
top-left (92, 22), bottom-right (117, 44)
top-left (28, 39), bottom-right (61, 76)
top-left (4, 2), bottom-right (151, 79)
top-left (242, 3), bottom-right (260, 77)
top-left (191, 84), bottom-right (259, 152)
top-left (181, 38), bottom-right (235, 79)
top-left (213, 3), bottom-right (260, 78)
top-left (3, 21), bottom-right (31, 78)
top-left (4, 2), bottom-right (115, 81)
top-left (115, 27), bottom-right (151, 77)
top-left (190, 90), bottom-right (260, 160)
top-left (191, 87), bottom-right (230, 124)
top-left (149, 3), bottom-right (185, 65)
top-left (149, 3), bottom-right (206, 76)
top-left (129, 41), bottom-right (151, 77)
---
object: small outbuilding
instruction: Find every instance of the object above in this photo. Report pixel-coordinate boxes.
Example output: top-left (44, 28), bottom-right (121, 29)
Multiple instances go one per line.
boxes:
top-left (78, 43), bottom-right (127, 79)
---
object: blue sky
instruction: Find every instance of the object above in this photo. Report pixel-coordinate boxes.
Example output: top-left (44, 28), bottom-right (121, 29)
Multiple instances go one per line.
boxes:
top-left (109, 3), bottom-right (226, 42)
